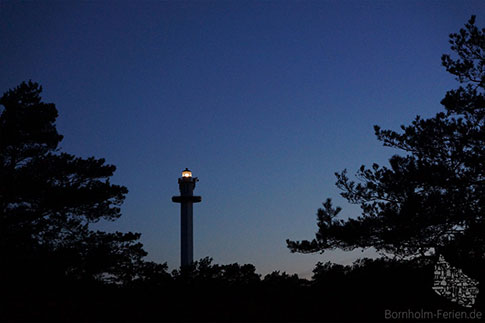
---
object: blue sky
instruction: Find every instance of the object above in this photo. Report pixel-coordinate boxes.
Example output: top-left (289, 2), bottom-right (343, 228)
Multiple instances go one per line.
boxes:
top-left (1, 0), bottom-right (484, 277)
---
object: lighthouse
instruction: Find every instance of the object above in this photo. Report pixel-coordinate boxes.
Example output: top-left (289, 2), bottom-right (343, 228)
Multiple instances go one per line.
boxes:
top-left (172, 168), bottom-right (202, 267)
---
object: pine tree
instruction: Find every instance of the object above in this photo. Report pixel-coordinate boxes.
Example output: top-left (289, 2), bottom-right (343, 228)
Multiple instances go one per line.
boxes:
top-left (0, 81), bottom-right (151, 286)
top-left (287, 17), bottom-right (485, 281)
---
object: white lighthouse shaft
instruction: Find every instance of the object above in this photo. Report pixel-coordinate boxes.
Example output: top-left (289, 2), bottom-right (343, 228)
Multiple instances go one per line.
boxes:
top-left (180, 201), bottom-right (193, 267)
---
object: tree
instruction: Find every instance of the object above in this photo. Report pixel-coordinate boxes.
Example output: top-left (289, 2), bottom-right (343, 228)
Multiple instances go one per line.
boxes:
top-left (262, 270), bottom-right (302, 288)
top-left (172, 257), bottom-right (261, 287)
top-left (0, 81), bottom-right (153, 286)
top-left (287, 16), bottom-right (485, 278)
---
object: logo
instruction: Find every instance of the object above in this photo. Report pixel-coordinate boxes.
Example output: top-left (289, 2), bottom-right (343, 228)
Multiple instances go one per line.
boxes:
top-left (432, 255), bottom-right (479, 308)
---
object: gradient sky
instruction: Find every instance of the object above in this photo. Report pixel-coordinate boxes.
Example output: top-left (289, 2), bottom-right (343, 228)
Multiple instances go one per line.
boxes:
top-left (1, 0), bottom-right (484, 277)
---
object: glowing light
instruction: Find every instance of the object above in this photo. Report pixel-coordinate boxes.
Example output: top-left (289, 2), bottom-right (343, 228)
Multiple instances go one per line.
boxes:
top-left (182, 168), bottom-right (192, 178)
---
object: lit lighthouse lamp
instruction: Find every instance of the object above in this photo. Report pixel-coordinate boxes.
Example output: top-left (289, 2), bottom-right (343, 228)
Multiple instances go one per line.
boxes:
top-left (172, 168), bottom-right (202, 267)
top-left (182, 168), bottom-right (192, 178)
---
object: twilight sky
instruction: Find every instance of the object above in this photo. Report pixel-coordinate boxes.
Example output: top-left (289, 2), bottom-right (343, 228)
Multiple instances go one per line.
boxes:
top-left (1, 0), bottom-right (484, 277)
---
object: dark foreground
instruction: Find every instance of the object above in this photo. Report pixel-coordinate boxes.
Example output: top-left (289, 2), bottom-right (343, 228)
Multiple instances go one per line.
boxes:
top-left (3, 258), bottom-right (483, 322)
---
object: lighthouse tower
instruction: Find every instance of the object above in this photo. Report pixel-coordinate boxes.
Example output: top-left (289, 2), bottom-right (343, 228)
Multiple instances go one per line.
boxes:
top-left (172, 168), bottom-right (202, 267)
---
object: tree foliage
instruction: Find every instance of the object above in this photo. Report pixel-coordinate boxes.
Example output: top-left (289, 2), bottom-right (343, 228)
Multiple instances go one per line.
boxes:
top-left (172, 257), bottom-right (261, 287)
top-left (287, 16), bottom-right (485, 273)
top-left (0, 81), bottom-right (155, 285)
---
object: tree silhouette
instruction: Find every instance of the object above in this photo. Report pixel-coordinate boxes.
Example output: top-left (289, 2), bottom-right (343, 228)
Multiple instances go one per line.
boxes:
top-left (287, 16), bottom-right (485, 278)
top-left (0, 81), bottom-right (152, 286)
top-left (171, 257), bottom-right (261, 287)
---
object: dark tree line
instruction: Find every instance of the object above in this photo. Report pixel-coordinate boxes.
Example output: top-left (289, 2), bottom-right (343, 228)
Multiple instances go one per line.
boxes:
top-left (3, 255), bottom-right (457, 322)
